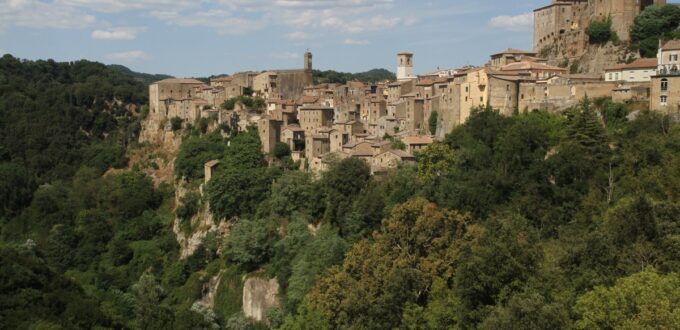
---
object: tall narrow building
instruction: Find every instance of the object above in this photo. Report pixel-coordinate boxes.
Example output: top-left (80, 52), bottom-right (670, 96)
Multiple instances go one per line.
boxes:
top-left (397, 52), bottom-right (415, 81)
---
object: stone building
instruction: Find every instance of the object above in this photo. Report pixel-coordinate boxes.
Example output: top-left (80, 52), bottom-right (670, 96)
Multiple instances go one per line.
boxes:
top-left (149, 78), bottom-right (205, 119)
top-left (298, 106), bottom-right (334, 132)
top-left (258, 116), bottom-right (283, 155)
top-left (650, 74), bottom-right (680, 114)
top-left (489, 49), bottom-right (543, 69)
top-left (533, 0), bottom-right (666, 57)
top-left (519, 75), bottom-right (617, 111)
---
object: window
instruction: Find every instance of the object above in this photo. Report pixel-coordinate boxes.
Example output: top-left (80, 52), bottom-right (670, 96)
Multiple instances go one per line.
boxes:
top-left (661, 95), bottom-right (668, 106)
top-left (662, 78), bottom-right (668, 91)
top-left (671, 54), bottom-right (679, 62)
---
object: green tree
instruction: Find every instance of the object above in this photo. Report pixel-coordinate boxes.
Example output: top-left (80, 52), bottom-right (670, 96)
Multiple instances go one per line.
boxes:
top-left (207, 167), bottom-right (272, 220)
top-left (223, 217), bottom-right (278, 271)
top-left (631, 5), bottom-right (680, 57)
top-left (175, 133), bottom-right (225, 181)
top-left (303, 199), bottom-right (470, 330)
top-left (575, 269), bottom-right (680, 329)
top-left (587, 17), bottom-right (615, 44)
top-left (416, 142), bottom-right (456, 183)
top-left (320, 158), bottom-right (371, 236)
top-left (428, 110), bottom-right (438, 135)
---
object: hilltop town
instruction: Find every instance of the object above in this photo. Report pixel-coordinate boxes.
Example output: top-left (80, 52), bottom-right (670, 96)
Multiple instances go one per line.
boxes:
top-left (145, 0), bottom-right (680, 175)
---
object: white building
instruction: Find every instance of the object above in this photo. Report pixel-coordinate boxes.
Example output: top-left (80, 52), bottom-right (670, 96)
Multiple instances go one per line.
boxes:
top-left (604, 58), bottom-right (657, 83)
top-left (658, 39), bottom-right (680, 74)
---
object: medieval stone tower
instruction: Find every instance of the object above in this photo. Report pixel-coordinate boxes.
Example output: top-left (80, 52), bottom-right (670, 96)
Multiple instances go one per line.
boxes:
top-left (397, 52), bottom-right (414, 81)
top-left (304, 51), bottom-right (313, 72)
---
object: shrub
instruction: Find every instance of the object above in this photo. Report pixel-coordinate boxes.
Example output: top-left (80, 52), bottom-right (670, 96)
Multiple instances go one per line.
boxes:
top-left (176, 192), bottom-right (200, 222)
top-left (587, 17), bottom-right (615, 44)
top-left (170, 117), bottom-right (183, 131)
top-left (273, 142), bottom-right (291, 159)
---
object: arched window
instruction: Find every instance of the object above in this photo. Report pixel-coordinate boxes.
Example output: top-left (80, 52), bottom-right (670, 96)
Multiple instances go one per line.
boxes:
top-left (661, 78), bottom-right (668, 92)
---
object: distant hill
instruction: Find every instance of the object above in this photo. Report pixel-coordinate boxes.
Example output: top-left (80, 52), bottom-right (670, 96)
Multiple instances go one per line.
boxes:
top-left (108, 64), bottom-right (173, 85)
top-left (313, 68), bottom-right (396, 84)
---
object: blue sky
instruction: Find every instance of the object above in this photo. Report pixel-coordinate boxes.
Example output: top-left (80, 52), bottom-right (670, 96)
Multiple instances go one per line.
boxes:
top-left (0, 0), bottom-right (545, 77)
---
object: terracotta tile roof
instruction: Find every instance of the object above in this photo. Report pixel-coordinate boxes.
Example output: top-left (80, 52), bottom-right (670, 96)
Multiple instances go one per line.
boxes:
top-left (662, 39), bottom-right (680, 51)
top-left (211, 76), bottom-right (232, 82)
top-left (301, 95), bottom-right (320, 104)
top-left (352, 150), bottom-right (374, 157)
top-left (381, 149), bottom-right (415, 159)
top-left (283, 125), bottom-right (305, 132)
top-left (501, 61), bottom-right (567, 72)
top-left (403, 135), bottom-right (434, 145)
top-left (605, 58), bottom-right (658, 71)
top-left (372, 141), bottom-right (391, 147)
top-left (491, 48), bottom-right (537, 57)
top-left (155, 78), bottom-right (204, 85)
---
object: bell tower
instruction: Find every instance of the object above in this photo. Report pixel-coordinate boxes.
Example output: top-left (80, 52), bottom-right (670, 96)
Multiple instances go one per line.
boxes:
top-left (397, 52), bottom-right (414, 81)
top-left (304, 51), bottom-right (313, 72)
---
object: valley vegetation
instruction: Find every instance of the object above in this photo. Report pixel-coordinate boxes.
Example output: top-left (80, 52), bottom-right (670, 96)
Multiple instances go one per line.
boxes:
top-left (2, 55), bottom-right (680, 329)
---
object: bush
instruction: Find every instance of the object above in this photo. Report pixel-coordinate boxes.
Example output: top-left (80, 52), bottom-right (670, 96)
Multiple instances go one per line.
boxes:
top-left (273, 142), bottom-right (291, 159)
top-left (176, 192), bottom-right (200, 222)
top-left (174, 133), bottom-right (225, 181)
top-left (170, 117), bottom-right (183, 131)
top-left (587, 17), bottom-right (615, 44)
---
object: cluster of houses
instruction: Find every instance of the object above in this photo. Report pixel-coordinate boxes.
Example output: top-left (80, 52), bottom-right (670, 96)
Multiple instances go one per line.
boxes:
top-left (148, 1), bottom-right (680, 175)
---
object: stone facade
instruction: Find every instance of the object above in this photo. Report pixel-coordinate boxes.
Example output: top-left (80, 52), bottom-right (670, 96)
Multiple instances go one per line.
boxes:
top-left (533, 0), bottom-right (666, 57)
top-left (651, 75), bottom-right (680, 114)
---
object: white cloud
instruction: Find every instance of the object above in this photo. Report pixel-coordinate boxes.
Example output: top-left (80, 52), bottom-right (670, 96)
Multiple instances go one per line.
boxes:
top-left (270, 51), bottom-right (299, 60)
top-left (91, 27), bottom-right (143, 40)
top-left (106, 50), bottom-right (150, 62)
top-left (0, 0), bottom-right (95, 29)
top-left (0, 0), bottom-right (412, 37)
top-left (56, 0), bottom-right (197, 13)
top-left (287, 31), bottom-right (311, 40)
top-left (489, 12), bottom-right (533, 31)
top-left (344, 38), bottom-right (370, 45)
top-left (150, 9), bottom-right (266, 35)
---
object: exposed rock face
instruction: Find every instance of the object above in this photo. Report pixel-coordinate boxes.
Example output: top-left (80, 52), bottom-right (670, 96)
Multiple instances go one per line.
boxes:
top-left (196, 271), bottom-right (225, 308)
top-left (545, 43), bottom-right (636, 75)
top-left (130, 117), bottom-right (182, 185)
top-left (172, 185), bottom-right (230, 259)
top-left (242, 277), bottom-right (280, 322)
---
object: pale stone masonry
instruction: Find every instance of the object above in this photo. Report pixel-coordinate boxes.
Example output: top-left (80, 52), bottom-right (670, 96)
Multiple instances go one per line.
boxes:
top-left (148, 1), bottom-right (680, 175)
top-left (533, 0), bottom-right (666, 57)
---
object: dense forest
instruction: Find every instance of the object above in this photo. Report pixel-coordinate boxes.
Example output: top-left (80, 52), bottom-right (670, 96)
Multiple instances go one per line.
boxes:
top-left (2, 54), bottom-right (680, 330)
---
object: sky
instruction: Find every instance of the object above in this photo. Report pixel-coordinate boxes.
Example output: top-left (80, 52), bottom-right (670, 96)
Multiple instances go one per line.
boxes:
top-left (0, 0), bottom-right (546, 77)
